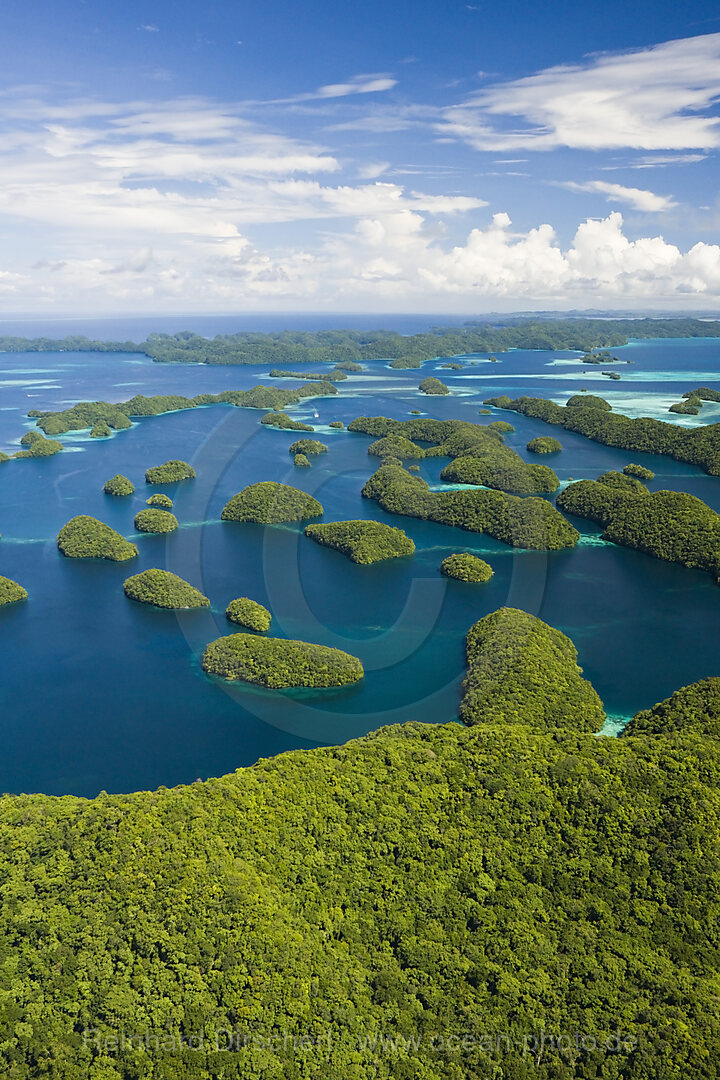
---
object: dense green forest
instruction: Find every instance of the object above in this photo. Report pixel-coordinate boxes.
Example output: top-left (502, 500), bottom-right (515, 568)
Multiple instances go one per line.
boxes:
top-left (486, 393), bottom-right (720, 475)
top-left (123, 570), bottom-right (209, 610)
top-left (57, 516), bottom-right (139, 561)
top-left (0, 610), bottom-right (720, 1077)
top-left (202, 633), bottom-right (364, 688)
top-left (362, 462), bottom-right (578, 548)
top-left (304, 520), bottom-right (416, 564)
top-left (221, 482), bottom-right (324, 524)
top-left (2, 316), bottom-right (719, 366)
top-left (349, 415), bottom-right (560, 494)
top-left (557, 472), bottom-right (720, 582)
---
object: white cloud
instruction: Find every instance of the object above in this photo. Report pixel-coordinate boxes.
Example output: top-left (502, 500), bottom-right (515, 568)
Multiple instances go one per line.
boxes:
top-left (138, 24), bottom-right (159, 32)
top-left (438, 33), bottom-right (720, 151)
top-left (262, 74), bottom-right (398, 106)
top-left (0, 88), bottom-right (718, 312)
top-left (557, 180), bottom-right (677, 212)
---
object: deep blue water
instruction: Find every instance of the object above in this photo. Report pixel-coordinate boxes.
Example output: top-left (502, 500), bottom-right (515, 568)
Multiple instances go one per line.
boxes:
top-left (0, 335), bottom-right (719, 796)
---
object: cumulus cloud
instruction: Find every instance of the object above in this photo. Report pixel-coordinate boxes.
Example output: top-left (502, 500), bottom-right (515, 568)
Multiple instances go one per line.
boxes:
top-left (0, 87), bottom-right (717, 312)
top-left (557, 180), bottom-right (677, 212)
top-left (438, 33), bottom-right (720, 151)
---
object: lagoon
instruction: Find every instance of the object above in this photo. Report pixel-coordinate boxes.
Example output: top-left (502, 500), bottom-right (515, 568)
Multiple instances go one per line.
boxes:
top-left (0, 333), bottom-right (719, 795)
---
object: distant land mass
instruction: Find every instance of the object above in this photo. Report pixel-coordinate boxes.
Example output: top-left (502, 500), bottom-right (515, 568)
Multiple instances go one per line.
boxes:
top-left (0, 316), bottom-right (719, 367)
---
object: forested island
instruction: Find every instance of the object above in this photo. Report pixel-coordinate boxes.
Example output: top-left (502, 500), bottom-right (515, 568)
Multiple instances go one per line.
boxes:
top-left (485, 392), bottom-right (720, 475)
top-left (362, 462), bottom-right (578, 549)
top-left (3, 608), bottom-right (720, 1075)
top-left (103, 474), bottom-right (135, 496)
top-left (221, 482), bottom-right (323, 524)
top-left (134, 509), bottom-right (179, 534)
top-left (27, 383), bottom-right (335, 440)
top-left (145, 460), bottom-right (195, 484)
top-left (3, 316), bottom-right (719, 366)
top-left (202, 633), bottom-right (364, 688)
top-left (557, 472), bottom-right (720, 582)
top-left (123, 569), bottom-right (209, 609)
top-left (0, 576), bottom-right (27, 606)
top-left (57, 516), bottom-right (138, 561)
top-left (225, 597), bottom-right (272, 632)
top-left (440, 552), bottom-right (494, 582)
top-left (349, 416), bottom-right (559, 494)
top-left (304, 520), bottom-right (415, 564)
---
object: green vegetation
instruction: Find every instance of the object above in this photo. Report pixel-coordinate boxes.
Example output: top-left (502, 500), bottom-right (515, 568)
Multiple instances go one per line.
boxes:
top-left (3, 318), bottom-right (720, 370)
top-left (478, 408), bottom-right (492, 414)
top-left (4, 610), bottom-right (720, 1075)
top-left (461, 607), bottom-right (605, 731)
top-left (123, 569), bottom-right (209, 609)
top-left (419, 376), bottom-right (449, 395)
top-left (90, 420), bottom-right (112, 437)
top-left (225, 597), bottom-right (272, 632)
top-left (668, 387), bottom-right (720, 416)
top-left (305, 520), bottom-right (415, 564)
top-left (527, 436), bottom-right (562, 454)
top-left (440, 553), bottom-right (493, 582)
top-left (288, 438), bottom-right (328, 455)
top-left (134, 509), bottom-right (179, 534)
top-left (334, 359), bottom-right (363, 371)
top-left (146, 493), bottom-right (173, 508)
top-left (145, 460), bottom-right (195, 484)
top-left (389, 354), bottom-right (422, 368)
top-left (367, 434), bottom-right (425, 460)
top-left (349, 416), bottom-right (559, 494)
top-left (103, 474), bottom-right (135, 496)
top-left (221, 482), bottom-right (323, 524)
top-left (25, 383), bottom-right (335, 442)
top-left (623, 463), bottom-right (655, 480)
top-left (566, 393), bottom-right (612, 410)
top-left (557, 475), bottom-right (720, 581)
top-left (363, 463), bottom-right (578, 549)
top-left (57, 515), bottom-right (138, 561)
top-left (202, 633), bottom-right (363, 688)
top-left (684, 386), bottom-right (720, 402)
top-left (269, 368), bottom-right (347, 381)
top-left (486, 393), bottom-right (720, 476)
top-left (0, 576), bottom-right (27, 606)
top-left (487, 420), bottom-right (514, 433)
top-left (0, 452), bottom-right (9, 463)
top-left (293, 452), bottom-right (311, 467)
top-left (669, 398), bottom-right (700, 415)
top-left (260, 411), bottom-right (315, 431)
top-left (440, 361), bottom-right (463, 369)
top-left (625, 677), bottom-right (720, 738)
top-left (13, 432), bottom-right (63, 458)
top-left (329, 420), bottom-right (345, 428)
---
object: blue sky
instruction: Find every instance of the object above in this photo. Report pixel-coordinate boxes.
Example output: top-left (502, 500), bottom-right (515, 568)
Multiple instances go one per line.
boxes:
top-left (0, 0), bottom-right (719, 313)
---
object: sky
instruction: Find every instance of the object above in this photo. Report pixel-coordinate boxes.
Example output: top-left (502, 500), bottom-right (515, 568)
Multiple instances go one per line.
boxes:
top-left (0, 0), bottom-right (719, 315)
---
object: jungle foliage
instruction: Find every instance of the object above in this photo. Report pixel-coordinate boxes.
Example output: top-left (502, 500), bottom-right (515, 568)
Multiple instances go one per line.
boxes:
top-left (103, 474), bottom-right (135, 496)
top-left (57, 516), bottom-right (139, 561)
top-left (225, 597), bottom-right (272, 632)
top-left (440, 553), bottom-right (494, 582)
top-left (134, 509), bottom-right (179, 534)
top-left (145, 460), bottom-right (195, 484)
top-left (202, 633), bottom-right (364, 688)
top-left (362, 463), bottom-right (578, 549)
top-left (123, 569), bottom-right (209, 609)
top-left (221, 482), bottom-right (323, 524)
top-left (305, 520), bottom-right (416, 564)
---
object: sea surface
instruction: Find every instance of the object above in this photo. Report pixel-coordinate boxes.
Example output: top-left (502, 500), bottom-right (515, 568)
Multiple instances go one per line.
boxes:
top-left (0, 328), bottom-right (719, 796)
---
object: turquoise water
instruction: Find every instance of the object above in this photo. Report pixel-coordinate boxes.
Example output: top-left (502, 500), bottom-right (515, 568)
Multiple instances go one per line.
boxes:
top-left (0, 336), bottom-right (719, 796)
